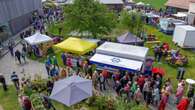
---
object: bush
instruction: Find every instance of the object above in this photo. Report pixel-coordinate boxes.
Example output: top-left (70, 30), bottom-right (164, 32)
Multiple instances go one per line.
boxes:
top-left (30, 94), bottom-right (46, 110)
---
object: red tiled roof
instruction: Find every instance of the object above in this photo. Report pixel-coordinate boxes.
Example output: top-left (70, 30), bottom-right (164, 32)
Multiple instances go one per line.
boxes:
top-left (165, 0), bottom-right (195, 9)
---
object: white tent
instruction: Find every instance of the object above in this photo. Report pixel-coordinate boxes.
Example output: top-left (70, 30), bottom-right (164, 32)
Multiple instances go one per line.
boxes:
top-left (136, 2), bottom-right (145, 6)
top-left (50, 76), bottom-right (92, 107)
top-left (96, 42), bottom-right (148, 61)
top-left (90, 42), bottom-right (148, 72)
top-left (90, 54), bottom-right (143, 71)
top-left (173, 12), bottom-right (187, 18)
top-left (24, 33), bottom-right (52, 45)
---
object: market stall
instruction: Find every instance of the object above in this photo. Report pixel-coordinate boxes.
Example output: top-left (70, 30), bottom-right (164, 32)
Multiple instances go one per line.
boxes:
top-left (117, 32), bottom-right (144, 46)
top-left (90, 42), bottom-right (149, 72)
top-left (24, 32), bottom-right (53, 56)
top-left (90, 53), bottom-right (143, 72)
top-left (159, 18), bottom-right (185, 34)
top-left (54, 37), bottom-right (97, 55)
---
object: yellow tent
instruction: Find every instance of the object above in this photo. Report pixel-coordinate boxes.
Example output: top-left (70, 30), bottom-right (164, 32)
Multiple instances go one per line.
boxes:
top-left (54, 37), bottom-right (97, 55)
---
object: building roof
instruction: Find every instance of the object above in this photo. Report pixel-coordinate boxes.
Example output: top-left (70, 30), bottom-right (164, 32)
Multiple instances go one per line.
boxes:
top-left (59, 0), bottom-right (123, 5)
top-left (165, 0), bottom-right (195, 10)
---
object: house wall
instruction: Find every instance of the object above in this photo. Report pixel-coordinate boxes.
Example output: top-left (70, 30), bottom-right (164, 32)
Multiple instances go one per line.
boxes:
top-left (0, 0), bottom-right (42, 24)
top-left (0, 0), bottom-right (42, 41)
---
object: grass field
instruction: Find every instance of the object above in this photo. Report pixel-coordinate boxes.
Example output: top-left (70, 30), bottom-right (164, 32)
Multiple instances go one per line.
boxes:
top-left (134, 0), bottom-right (168, 9)
top-left (0, 86), bottom-right (20, 110)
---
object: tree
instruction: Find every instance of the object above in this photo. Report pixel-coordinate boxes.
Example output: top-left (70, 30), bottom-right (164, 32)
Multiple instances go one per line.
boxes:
top-left (64, 0), bottom-right (117, 38)
top-left (119, 10), bottom-right (144, 37)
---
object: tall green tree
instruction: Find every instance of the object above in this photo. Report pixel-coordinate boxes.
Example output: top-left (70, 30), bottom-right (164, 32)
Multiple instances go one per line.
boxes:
top-left (119, 10), bottom-right (144, 37)
top-left (64, 0), bottom-right (117, 38)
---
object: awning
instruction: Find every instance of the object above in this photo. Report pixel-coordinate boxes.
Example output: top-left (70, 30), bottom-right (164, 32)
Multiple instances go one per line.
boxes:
top-left (90, 54), bottom-right (143, 71)
top-left (54, 37), bottom-right (97, 55)
top-left (24, 33), bottom-right (52, 45)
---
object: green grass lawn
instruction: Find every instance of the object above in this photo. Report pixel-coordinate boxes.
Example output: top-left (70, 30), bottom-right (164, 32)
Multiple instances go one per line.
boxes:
top-left (144, 25), bottom-right (195, 91)
top-left (134, 0), bottom-right (167, 9)
top-left (0, 86), bottom-right (20, 110)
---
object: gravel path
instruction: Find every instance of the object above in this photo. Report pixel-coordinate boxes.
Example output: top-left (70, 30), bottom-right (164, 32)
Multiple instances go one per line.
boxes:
top-left (0, 43), bottom-right (47, 84)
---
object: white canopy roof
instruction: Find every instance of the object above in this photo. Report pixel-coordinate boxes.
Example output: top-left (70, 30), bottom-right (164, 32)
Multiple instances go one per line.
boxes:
top-left (96, 42), bottom-right (148, 61)
top-left (24, 33), bottom-right (52, 45)
top-left (173, 12), bottom-right (187, 18)
top-left (90, 54), bottom-right (143, 71)
top-left (136, 2), bottom-right (145, 5)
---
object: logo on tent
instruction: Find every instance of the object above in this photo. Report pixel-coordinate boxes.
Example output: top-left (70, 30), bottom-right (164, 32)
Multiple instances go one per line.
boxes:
top-left (111, 58), bottom-right (121, 63)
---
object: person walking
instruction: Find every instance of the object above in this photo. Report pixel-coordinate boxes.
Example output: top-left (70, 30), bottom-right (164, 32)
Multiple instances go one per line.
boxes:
top-left (143, 79), bottom-right (150, 101)
top-left (177, 67), bottom-right (185, 80)
top-left (21, 49), bottom-right (26, 63)
top-left (153, 86), bottom-right (160, 106)
top-left (154, 44), bottom-right (160, 61)
top-left (8, 43), bottom-right (14, 56)
top-left (92, 70), bottom-right (98, 89)
top-left (53, 56), bottom-right (59, 69)
top-left (45, 58), bottom-right (51, 76)
top-left (158, 48), bottom-right (163, 62)
top-left (10, 72), bottom-right (20, 91)
top-left (98, 73), bottom-right (106, 91)
top-left (0, 73), bottom-right (7, 91)
top-left (15, 50), bottom-right (22, 64)
top-left (134, 87), bottom-right (143, 105)
top-left (61, 53), bottom-right (66, 66)
top-left (175, 83), bottom-right (185, 104)
top-left (158, 91), bottom-right (169, 110)
top-left (50, 66), bottom-right (59, 80)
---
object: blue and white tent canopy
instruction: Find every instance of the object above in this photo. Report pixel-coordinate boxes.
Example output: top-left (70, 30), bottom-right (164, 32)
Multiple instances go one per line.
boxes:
top-left (90, 54), bottom-right (143, 71)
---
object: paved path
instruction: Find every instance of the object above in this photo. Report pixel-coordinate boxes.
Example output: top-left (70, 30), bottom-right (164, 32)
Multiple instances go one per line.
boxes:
top-left (0, 43), bottom-right (47, 84)
top-left (0, 105), bottom-right (3, 110)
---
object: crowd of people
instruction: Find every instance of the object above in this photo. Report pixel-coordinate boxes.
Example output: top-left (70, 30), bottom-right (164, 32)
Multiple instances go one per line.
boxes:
top-left (40, 49), bottom-right (194, 110)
